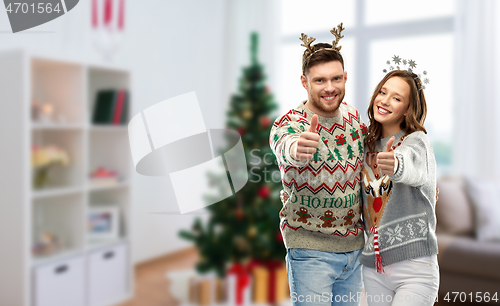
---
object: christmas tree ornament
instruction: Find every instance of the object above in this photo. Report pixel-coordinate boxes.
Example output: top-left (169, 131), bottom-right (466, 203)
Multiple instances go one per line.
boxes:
top-left (260, 116), bottom-right (271, 127)
top-left (235, 208), bottom-right (244, 220)
top-left (242, 109), bottom-right (252, 119)
top-left (258, 186), bottom-right (271, 199)
top-left (234, 236), bottom-right (250, 252)
top-left (247, 226), bottom-right (257, 238)
top-left (253, 196), bottom-right (262, 206)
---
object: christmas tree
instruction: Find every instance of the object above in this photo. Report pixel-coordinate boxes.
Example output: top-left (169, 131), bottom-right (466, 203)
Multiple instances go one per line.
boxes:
top-left (327, 150), bottom-right (336, 162)
top-left (179, 32), bottom-right (285, 277)
top-left (357, 140), bottom-right (364, 155)
top-left (334, 147), bottom-right (343, 161)
top-left (312, 148), bottom-right (322, 162)
top-left (347, 144), bottom-right (354, 159)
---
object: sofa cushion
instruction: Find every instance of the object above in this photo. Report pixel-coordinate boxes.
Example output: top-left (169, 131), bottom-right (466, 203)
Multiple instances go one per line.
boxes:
top-left (437, 233), bottom-right (500, 282)
top-left (465, 178), bottom-right (500, 241)
top-left (436, 177), bottom-right (474, 236)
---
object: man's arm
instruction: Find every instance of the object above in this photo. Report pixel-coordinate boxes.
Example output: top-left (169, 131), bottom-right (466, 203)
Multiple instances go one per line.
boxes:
top-left (269, 114), bottom-right (320, 167)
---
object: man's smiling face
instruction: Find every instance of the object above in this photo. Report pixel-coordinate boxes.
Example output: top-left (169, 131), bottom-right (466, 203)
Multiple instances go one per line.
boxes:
top-left (301, 60), bottom-right (347, 118)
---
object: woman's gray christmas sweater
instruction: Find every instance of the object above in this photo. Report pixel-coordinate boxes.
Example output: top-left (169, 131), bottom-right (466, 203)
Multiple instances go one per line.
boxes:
top-left (359, 130), bottom-right (439, 268)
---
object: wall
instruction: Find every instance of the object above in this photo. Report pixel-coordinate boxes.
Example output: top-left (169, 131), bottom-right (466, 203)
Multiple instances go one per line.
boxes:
top-left (0, 0), bottom-right (278, 264)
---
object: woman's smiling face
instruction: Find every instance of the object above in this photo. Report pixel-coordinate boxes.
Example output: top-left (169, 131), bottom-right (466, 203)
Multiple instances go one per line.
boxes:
top-left (373, 76), bottom-right (410, 136)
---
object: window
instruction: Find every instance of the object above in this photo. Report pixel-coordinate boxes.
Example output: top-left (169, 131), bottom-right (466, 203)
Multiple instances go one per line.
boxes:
top-left (278, 0), bottom-right (454, 175)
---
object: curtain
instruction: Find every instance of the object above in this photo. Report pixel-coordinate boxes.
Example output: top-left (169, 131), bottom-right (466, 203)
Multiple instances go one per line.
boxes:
top-left (453, 0), bottom-right (500, 179)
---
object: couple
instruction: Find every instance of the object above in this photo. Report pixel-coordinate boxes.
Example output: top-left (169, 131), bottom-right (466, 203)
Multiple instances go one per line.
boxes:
top-left (269, 23), bottom-right (439, 306)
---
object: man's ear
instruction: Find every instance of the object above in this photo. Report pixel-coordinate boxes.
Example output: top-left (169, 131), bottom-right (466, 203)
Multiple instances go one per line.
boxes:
top-left (301, 74), bottom-right (308, 90)
top-left (344, 71), bottom-right (348, 83)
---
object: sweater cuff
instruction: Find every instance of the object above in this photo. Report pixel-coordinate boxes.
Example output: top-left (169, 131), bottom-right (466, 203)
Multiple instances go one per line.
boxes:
top-left (285, 136), bottom-right (308, 167)
top-left (391, 153), bottom-right (404, 181)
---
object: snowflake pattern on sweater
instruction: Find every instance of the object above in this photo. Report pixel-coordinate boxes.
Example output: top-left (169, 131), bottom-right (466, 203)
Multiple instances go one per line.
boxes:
top-left (359, 130), bottom-right (439, 268)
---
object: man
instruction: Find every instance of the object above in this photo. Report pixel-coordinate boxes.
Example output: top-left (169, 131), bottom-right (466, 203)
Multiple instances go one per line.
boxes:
top-left (269, 23), bottom-right (366, 305)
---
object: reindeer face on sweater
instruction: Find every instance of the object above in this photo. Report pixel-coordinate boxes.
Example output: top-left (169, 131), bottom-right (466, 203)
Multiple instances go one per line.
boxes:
top-left (362, 153), bottom-right (393, 229)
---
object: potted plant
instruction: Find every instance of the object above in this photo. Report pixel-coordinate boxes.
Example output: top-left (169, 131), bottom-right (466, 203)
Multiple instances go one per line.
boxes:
top-left (31, 145), bottom-right (69, 189)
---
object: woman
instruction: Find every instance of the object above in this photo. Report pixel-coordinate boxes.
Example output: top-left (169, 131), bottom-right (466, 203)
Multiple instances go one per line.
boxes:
top-left (281, 69), bottom-right (439, 306)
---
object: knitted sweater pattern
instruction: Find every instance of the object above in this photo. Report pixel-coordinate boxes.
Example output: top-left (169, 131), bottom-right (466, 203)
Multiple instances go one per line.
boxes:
top-left (270, 101), bottom-right (366, 253)
top-left (359, 130), bottom-right (439, 268)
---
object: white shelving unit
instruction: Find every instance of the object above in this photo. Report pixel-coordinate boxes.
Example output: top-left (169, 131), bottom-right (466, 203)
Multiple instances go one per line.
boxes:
top-left (0, 50), bottom-right (133, 306)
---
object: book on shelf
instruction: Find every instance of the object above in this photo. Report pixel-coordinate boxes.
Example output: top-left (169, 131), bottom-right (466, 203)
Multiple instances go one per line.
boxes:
top-left (92, 89), bottom-right (129, 125)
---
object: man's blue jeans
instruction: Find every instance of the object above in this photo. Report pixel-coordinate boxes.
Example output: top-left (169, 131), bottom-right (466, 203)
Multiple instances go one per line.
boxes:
top-left (286, 248), bottom-right (363, 306)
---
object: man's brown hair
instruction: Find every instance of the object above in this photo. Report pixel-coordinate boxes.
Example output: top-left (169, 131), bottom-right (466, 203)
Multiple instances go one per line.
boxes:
top-left (301, 43), bottom-right (345, 77)
top-left (365, 70), bottom-right (427, 153)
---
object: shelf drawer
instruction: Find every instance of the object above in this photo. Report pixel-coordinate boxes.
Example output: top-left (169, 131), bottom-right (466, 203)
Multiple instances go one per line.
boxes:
top-left (33, 255), bottom-right (86, 306)
top-left (88, 243), bottom-right (128, 306)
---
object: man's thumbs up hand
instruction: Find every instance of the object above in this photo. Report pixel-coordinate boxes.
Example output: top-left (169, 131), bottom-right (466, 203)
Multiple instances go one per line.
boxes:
top-left (291, 114), bottom-right (320, 161)
top-left (377, 136), bottom-right (396, 175)
top-left (308, 114), bottom-right (318, 133)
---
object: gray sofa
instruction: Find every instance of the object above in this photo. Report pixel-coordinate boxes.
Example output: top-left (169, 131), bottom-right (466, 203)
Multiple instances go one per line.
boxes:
top-left (436, 176), bottom-right (500, 304)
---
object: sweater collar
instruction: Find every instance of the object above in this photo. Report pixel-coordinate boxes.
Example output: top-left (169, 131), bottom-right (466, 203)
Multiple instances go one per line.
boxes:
top-left (378, 129), bottom-right (406, 150)
top-left (297, 100), bottom-right (343, 125)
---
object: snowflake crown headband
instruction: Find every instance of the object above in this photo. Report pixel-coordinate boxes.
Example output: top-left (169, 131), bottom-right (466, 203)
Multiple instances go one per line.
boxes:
top-left (383, 55), bottom-right (430, 91)
top-left (300, 23), bottom-right (345, 69)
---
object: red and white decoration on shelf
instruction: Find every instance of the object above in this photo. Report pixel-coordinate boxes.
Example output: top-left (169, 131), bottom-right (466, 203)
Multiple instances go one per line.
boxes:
top-left (88, 166), bottom-right (120, 187)
top-left (91, 0), bottom-right (126, 60)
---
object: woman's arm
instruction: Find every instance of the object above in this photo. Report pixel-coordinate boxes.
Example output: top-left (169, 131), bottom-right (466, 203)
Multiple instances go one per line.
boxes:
top-left (390, 132), bottom-right (435, 187)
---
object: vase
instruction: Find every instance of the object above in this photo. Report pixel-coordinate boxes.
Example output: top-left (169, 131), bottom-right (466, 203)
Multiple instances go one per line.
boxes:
top-left (33, 167), bottom-right (49, 189)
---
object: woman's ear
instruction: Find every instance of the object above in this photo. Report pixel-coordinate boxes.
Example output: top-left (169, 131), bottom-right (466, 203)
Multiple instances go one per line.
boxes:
top-left (404, 103), bottom-right (410, 116)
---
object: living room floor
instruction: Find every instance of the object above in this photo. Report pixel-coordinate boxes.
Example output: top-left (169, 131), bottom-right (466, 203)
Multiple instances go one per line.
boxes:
top-left (117, 248), bottom-right (475, 306)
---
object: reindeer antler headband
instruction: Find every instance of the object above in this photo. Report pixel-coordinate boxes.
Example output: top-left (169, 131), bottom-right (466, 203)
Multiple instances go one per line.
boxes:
top-left (300, 23), bottom-right (345, 65)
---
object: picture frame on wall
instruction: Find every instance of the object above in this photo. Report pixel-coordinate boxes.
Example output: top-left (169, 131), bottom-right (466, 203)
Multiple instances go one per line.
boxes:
top-left (87, 206), bottom-right (120, 240)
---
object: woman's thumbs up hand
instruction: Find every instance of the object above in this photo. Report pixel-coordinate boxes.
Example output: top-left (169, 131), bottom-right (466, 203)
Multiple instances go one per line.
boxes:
top-left (377, 136), bottom-right (396, 175)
